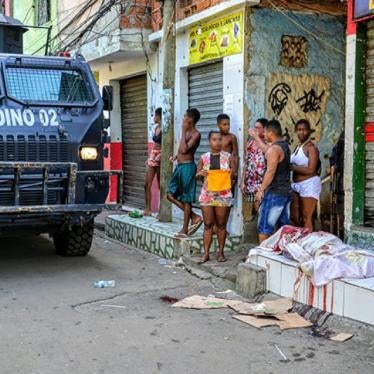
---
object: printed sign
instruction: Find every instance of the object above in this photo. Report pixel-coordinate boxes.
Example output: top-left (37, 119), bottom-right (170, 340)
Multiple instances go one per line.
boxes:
top-left (188, 12), bottom-right (243, 65)
top-left (0, 109), bottom-right (59, 127)
top-left (354, 0), bottom-right (374, 19)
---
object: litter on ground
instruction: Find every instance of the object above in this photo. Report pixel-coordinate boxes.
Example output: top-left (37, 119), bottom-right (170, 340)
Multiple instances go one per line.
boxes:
top-left (329, 333), bottom-right (353, 342)
top-left (172, 295), bottom-right (311, 330)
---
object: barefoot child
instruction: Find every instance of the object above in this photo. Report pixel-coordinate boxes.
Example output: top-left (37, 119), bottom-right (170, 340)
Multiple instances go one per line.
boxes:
top-left (196, 131), bottom-right (233, 263)
top-left (167, 109), bottom-right (203, 237)
top-left (217, 114), bottom-right (238, 185)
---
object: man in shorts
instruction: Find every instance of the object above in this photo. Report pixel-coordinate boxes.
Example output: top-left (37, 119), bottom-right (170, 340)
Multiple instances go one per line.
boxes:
top-left (255, 120), bottom-right (292, 244)
top-left (167, 109), bottom-right (203, 237)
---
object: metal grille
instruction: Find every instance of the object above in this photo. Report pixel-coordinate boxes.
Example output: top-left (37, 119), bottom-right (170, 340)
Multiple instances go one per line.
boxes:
top-left (188, 62), bottom-right (224, 197)
top-left (5, 67), bottom-right (93, 104)
top-left (365, 20), bottom-right (374, 224)
top-left (120, 75), bottom-right (148, 208)
top-left (0, 162), bottom-right (76, 207)
top-left (0, 135), bottom-right (69, 162)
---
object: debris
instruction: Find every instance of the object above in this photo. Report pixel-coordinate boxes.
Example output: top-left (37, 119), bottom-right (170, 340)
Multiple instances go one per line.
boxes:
top-left (275, 344), bottom-right (289, 362)
top-left (175, 258), bottom-right (186, 267)
top-left (233, 314), bottom-right (279, 329)
top-left (160, 296), bottom-right (180, 304)
top-left (172, 295), bottom-right (311, 331)
top-left (158, 258), bottom-right (167, 265)
top-left (229, 298), bottom-right (293, 316)
top-left (311, 324), bottom-right (333, 338)
top-left (93, 280), bottom-right (116, 288)
top-left (330, 333), bottom-right (353, 342)
top-left (215, 289), bottom-right (234, 294)
top-left (128, 210), bottom-right (143, 219)
top-left (101, 304), bottom-right (127, 309)
top-left (276, 313), bottom-right (313, 330)
top-left (233, 312), bottom-right (311, 330)
top-left (172, 295), bottom-right (237, 309)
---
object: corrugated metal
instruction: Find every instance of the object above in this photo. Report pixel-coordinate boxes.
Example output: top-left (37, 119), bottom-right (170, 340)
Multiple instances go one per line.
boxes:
top-left (366, 21), bottom-right (374, 223)
top-left (120, 75), bottom-right (148, 209)
top-left (188, 62), bottom-right (223, 197)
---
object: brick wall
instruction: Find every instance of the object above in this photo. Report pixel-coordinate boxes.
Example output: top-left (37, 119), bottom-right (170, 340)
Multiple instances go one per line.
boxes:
top-left (120, 0), bottom-right (162, 31)
top-left (176, 0), bottom-right (224, 21)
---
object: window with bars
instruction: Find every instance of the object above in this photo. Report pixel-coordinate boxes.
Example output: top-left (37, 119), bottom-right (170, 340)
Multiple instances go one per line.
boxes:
top-left (5, 67), bottom-right (94, 104)
top-left (36, 0), bottom-right (51, 26)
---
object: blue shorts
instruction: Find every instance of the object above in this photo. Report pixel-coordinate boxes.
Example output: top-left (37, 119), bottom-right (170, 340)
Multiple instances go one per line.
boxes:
top-left (167, 162), bottom-right (197, 203)
top-left (258, 192), bottom-right (291, 235)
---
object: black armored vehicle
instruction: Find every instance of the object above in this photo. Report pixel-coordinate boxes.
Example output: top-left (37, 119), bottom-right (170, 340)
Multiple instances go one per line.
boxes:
top-left (0, 52), bottom-right (122, 255)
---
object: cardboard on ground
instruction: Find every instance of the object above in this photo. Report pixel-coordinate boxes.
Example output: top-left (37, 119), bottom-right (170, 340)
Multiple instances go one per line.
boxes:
top-left (233, 313), bottom-right (312, 330)
top-left (229, 298), bottom-right (293, 316)
top-left (172, 295), bottom-right (238, 309)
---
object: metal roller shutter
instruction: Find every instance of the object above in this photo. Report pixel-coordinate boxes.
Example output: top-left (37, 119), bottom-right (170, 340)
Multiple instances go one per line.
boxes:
top-left (188, 62), bottom-right (223, 197)
top-left (120, 75), bottom-right (148, 208)
top-left (365, 21), bottom-right (374, 223)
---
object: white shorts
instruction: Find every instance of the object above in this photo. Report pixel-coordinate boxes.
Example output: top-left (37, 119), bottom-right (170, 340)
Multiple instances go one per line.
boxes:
top-left (292, 176), bottom-right (321, 200)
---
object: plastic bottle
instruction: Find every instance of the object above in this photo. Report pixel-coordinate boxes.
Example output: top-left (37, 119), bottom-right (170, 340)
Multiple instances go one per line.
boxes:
top-left (93, 280), bottom-right (116, 288)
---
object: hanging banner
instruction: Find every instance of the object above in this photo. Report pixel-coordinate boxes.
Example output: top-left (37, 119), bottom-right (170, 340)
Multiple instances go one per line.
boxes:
top-left (188, 12), bottom-right (243, 65)
top-left (354, 0), bottom-right (374, 20)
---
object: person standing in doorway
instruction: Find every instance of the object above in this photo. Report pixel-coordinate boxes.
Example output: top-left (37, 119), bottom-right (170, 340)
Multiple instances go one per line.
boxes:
top-left (290, 119), bottom-right (321, 230)
top-left (241, 118), bottom-right (268, 213)
top-left (167, 108), bottom-right (203, 237)
top-left (196, 131), bottom-right (233, 263)
top-left (144, 108), bottom-right (162, 216)
top-left (256, 120), bottom-right (292, 243)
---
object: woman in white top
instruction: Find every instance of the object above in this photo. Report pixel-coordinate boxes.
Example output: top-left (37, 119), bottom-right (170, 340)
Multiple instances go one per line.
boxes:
top-left (291, 119), bottom-right (321, 230)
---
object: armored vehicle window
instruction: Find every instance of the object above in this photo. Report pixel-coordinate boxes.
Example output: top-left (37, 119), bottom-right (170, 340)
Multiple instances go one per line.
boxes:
top-left (5, 67), bottom-right (94, 104)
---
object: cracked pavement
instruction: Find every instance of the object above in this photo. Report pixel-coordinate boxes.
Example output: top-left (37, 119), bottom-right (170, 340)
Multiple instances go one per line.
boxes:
top-left (0, 232), bottom-right (373, 374)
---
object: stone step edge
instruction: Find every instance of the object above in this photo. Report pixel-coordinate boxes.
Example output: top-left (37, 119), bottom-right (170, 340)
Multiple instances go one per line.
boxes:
top-left (105, 215), bottom-right (242, 243)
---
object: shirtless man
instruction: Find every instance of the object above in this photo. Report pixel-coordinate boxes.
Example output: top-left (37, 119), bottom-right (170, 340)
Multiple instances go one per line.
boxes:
top-left (255, 120), bottom-right (292, 243)
top-left (217, 114), bottom-right (239, 182)
top-left (167, 108), bottom-right (203, 237)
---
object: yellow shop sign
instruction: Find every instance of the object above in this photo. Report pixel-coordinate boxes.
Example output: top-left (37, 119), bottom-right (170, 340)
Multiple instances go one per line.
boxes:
top-left (188, 12), bottom-right (243, 65)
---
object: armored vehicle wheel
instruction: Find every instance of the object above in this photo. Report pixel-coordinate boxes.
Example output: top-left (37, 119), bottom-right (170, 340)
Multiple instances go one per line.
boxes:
top-left (53, 220), bottom-right (94, 256)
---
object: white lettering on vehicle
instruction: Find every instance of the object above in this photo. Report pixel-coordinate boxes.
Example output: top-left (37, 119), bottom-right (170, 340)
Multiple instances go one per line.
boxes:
top-left (0, 109), bottom-right (58, 127)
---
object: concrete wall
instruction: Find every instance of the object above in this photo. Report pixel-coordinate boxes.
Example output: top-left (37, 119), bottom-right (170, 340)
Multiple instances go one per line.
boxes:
top-left (246, 8), bottom-right (345, 222)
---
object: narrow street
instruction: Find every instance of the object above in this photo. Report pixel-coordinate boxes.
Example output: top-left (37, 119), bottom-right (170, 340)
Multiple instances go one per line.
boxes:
top-left (0, 232), bottom-right (373, 374)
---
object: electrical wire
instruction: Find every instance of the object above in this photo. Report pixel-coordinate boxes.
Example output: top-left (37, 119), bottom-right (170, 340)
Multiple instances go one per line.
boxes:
top-left (31, 0), bottom-right (103, 55)
top-left (267, 0), bottom-right (345, 56)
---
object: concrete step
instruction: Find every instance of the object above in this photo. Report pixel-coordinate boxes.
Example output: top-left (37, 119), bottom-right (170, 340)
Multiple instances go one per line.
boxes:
top-left (182, 250), bottom-right (248, 286)
top-left (248, 252), bottom-right (374, 326)
top-left (105, 214), bottom-right (242, 259)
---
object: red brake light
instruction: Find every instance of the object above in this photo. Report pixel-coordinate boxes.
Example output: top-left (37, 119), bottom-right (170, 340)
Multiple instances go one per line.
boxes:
top-left (58, 52), bottom-right (71, 57)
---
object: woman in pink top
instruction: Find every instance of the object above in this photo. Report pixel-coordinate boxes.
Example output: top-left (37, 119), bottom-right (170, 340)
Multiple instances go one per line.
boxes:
top-left (240, 118), bottom-right (268, 211)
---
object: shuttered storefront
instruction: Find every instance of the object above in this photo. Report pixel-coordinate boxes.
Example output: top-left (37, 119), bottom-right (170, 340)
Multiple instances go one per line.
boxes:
top-left (365, 21), bottom-right (374, 224)
top-left (120, 75), bottom-right (148, 208)
top-left (188, 62), bottom-right (224, 196)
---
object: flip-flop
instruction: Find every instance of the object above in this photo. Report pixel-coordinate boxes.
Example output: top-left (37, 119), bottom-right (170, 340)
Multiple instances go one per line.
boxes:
top-left (187, 220), bottom-right (203, 236)
top-left (129, 210), bottom-right (143, 219)
top-left (175, 233), bottom-right (188, 239)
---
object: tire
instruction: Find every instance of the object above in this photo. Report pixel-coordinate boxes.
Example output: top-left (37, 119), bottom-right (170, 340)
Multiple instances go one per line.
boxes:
top-left (53, 220), bottom-right (94, 256)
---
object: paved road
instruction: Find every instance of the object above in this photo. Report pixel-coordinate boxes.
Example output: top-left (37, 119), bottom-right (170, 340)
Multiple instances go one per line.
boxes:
top-left (0, 232), bottom-right (373, 374)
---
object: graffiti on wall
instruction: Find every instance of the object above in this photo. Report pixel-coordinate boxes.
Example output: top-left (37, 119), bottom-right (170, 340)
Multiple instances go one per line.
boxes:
top-left (280, 35), bottom-right (308, 68)
top-left (265, 73), bottom-right (331, 144)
